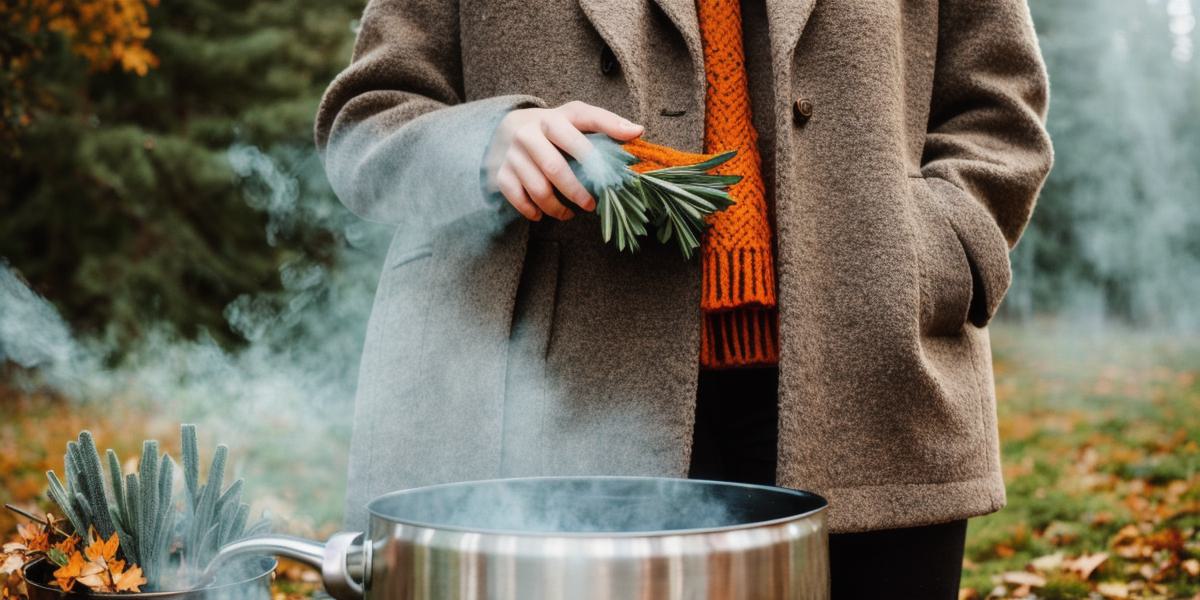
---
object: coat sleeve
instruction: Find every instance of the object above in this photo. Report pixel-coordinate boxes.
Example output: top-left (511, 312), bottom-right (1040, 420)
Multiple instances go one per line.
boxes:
top-left (314, 0), bottom-right (545, 226)
top-left (919, 0), bottom-right (1054, 326)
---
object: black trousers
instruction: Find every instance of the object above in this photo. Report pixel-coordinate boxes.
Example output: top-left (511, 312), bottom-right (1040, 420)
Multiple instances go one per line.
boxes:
top-left (687, 367), bottom-right (968, 600)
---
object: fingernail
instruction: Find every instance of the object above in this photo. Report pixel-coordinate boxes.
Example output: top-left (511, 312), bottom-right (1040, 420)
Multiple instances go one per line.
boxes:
top-left (581, 197), bottom-right (595, 211)
top-left (622, 119), bottom-right (641, 131)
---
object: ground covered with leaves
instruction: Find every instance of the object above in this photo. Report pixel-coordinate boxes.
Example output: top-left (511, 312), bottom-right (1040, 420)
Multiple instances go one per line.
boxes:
top-left (2, 323), bottom-right (1198, 599)
top-left (963, 324), bottom-right (1199, 599)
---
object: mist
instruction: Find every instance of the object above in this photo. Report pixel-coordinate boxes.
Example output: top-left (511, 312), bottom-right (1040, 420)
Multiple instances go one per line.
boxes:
top-left (1, 0), bottom-right (1197, 543)
top-left (0, 141), bottom-right (391, 535)
top-left (1005, 0), bottom-right (1200, 332)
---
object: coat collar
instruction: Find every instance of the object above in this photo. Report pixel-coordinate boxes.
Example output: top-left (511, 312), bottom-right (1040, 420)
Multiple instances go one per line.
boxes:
top-left (764, 0), bottom-right (817, 69)
top-left (578, 0), bottom-right (817, 80)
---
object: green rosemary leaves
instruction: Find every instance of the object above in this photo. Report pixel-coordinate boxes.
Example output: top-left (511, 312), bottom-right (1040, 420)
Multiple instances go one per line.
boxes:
top-left (569, 133), bottom-right (738, 259)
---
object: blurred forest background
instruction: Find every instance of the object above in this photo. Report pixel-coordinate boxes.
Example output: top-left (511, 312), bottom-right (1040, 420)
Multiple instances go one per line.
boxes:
top-left (1, 0), bottom-right (1198, 598)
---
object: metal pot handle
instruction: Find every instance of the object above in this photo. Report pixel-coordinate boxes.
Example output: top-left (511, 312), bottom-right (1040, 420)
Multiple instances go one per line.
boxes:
top-left (205, 532), bottom-right (366, 600)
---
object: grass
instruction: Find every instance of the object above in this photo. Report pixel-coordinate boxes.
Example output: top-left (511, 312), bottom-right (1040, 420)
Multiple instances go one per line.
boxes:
top-left (2, 321), bottom-right (1198, 598)
top-left (963, 322), bottom-right (1200, 599)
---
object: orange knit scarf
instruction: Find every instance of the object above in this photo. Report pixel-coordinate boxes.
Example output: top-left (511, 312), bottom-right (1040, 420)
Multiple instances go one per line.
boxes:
top-left (623, 0), bottom-right (777, 369)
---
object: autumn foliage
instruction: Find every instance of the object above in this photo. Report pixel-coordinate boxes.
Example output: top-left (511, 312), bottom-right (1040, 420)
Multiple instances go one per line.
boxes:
top-left (2, 516), bottom-right (144, 598)
top-left (0, 0), bottom-right (159, 144)
top-left (52, 529), bottom-right (145, 594)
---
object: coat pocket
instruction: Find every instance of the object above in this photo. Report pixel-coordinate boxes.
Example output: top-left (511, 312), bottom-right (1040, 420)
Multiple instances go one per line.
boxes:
top-left (388, 242), bottom-right (434, 270)
top-left (908, 177), bottom-right (974, 336)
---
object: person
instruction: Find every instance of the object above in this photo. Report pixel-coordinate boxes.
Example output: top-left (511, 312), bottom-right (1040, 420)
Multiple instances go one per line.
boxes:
top-left (315, 0), bottom-right (1052, 597)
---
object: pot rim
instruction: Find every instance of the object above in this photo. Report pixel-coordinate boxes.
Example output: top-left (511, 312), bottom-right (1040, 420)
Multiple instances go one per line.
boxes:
top-left (21, 556), bottom-right (277, 598)
top-left (366, 475), bottom-right (829, 538)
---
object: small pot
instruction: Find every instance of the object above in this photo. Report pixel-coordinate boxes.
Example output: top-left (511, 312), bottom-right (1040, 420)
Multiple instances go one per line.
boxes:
top-left (22, 557), bottom-right (275, 600)
top-left (207, 476), bottom-right (829, 600)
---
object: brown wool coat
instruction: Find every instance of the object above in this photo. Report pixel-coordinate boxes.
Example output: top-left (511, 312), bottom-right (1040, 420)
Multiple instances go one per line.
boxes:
top-left (316, 0), bottom-right (1053, 533)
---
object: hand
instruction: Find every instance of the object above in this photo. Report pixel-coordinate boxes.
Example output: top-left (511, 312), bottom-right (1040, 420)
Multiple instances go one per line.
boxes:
top-left (485, 101), bottom-right (644, 221)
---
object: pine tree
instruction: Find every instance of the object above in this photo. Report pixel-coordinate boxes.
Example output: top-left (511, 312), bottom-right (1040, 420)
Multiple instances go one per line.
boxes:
top-left (0, 0), bottom-right (365, 349)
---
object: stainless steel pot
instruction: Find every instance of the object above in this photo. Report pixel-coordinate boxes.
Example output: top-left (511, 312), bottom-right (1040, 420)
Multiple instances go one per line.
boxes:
top-left (208, 476), bottom-right (829, 600)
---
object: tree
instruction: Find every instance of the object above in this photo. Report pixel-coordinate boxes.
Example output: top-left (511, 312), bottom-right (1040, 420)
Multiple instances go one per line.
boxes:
top-left (0, 0), bottom-right (369, 350)
top-left (1009, 0), bottom-right (1200, 330)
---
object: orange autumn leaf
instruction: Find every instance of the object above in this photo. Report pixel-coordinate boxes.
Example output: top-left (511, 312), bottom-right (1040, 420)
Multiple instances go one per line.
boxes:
top-left (15, 523), bottom-right (48, 552)
top-left (112, 562), bottom-right (146, 593)
top-left (52, 535), bottom-right (78, 556)
top-left (52, 551), bottom-right (86, 592)
top-left (83, 530), bottom-right (119, 564)
top-left (73, 557), bottom-right (108, 591)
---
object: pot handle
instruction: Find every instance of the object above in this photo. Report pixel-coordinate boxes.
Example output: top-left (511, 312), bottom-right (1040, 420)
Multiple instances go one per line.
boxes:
top-left (205, 532), bottom-right (366, 600)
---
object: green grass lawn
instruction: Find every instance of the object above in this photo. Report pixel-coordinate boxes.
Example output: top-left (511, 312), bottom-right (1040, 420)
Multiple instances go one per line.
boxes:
top-left (3, 321), bottom-right (1198, 599)
top-left (964, 322), bottom-right (1199, 599)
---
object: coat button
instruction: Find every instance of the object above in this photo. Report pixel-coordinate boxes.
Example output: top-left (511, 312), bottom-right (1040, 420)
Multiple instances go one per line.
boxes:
top-left (600, 45), bottom-right (619, 76)
top-left (793, 97), bottom-right (813, 125)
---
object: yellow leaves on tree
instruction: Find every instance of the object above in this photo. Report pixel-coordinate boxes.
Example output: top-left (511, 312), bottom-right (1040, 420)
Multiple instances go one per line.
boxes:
top-left (1, 0), bottom-right (160, 146)
top-left (4, 0), bottom-right (161, 75)
top-left (51, 529), bottom-right (145, 594)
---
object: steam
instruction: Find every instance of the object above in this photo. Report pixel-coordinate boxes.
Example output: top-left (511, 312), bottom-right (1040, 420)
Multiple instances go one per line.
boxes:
top-left (3, 0), bottom-right (1198, 545)
top-left (0, 142), bottom-right (390, 535)
top-left (0, 262), bottom-right (74, 369)
top-left (362, 478), bottom-right (816, 535)
top-left (1006, 0), bottom-right (1200, 332)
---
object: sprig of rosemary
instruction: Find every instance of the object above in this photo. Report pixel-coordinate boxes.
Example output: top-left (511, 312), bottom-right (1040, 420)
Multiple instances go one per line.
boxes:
top-left (569, 134), bottom-right (739, 259)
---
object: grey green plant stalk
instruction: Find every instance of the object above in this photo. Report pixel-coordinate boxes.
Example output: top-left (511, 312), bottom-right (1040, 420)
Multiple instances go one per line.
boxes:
top-left (179, 424), bottom-right (266, 575)
top-left (568, 133), bottom-right (739, 259)
top-left (44, 426), bottom-right (268, 591)
top-left (105, 440), bottom-right (176, 588)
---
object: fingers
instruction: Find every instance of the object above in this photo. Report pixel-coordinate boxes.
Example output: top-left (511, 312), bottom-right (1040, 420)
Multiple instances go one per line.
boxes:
top-left (508, 147), bottom-right (574, 221)
top-left (495, 164), bottom-right (542, 221)
top-left (560, 101), bottom-right (644, 141)
top-left (489, 102), bottom-right (641, 222)
top-left (538, 118), bottom-right (599, 212)
top-left (516, 127), bottom-right (594, 213)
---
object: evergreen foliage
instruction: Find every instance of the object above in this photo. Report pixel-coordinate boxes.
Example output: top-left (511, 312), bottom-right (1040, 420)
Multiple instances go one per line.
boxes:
top-left (0, 0), bottom-right (364, 351)
top-left (1010, 0), bottom-right (1200, 329)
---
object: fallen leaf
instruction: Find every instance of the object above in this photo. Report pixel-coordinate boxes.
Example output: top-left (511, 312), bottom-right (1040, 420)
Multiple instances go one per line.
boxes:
top-left (0, 554), bottom-right (23, 576)
top-left (83, 530), bottom-right (119, 564)
top-left (52, 535), bottom-right (77, 556)
top-left (112, 563), bottom-right (146, 593)
top-left (1001, 571), bottom-right (1046, 587)
top-left (1097, 581), bottom-right (1129, 599)
top-left (1138, 563), bottom-right (1156, 581)
top-left (15, 524), bottom-right (47, 552)
top-left (52, 551), bottom-right (85, 592)
top-left (1183, 558), bottom-right (1199, 577)
top-left (75, 558), bottom-right (109, 592)
top-left (1031, 552), bottom-right (1065, 572)
top-left (1064, 552), bottom-right (1108, 580)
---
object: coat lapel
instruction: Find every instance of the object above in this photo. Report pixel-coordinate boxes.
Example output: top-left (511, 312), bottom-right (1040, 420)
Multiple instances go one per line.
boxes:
top-left (578, 0), bottom-right (818, 98)
top-left (649, 0), bottom-right (702, 66)
top-left (576, 0), bottom-right (817, 151)
top-left (766, 0), bottom-right (818, 71)
top-left (577, 0), bottom-right (705, 144)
